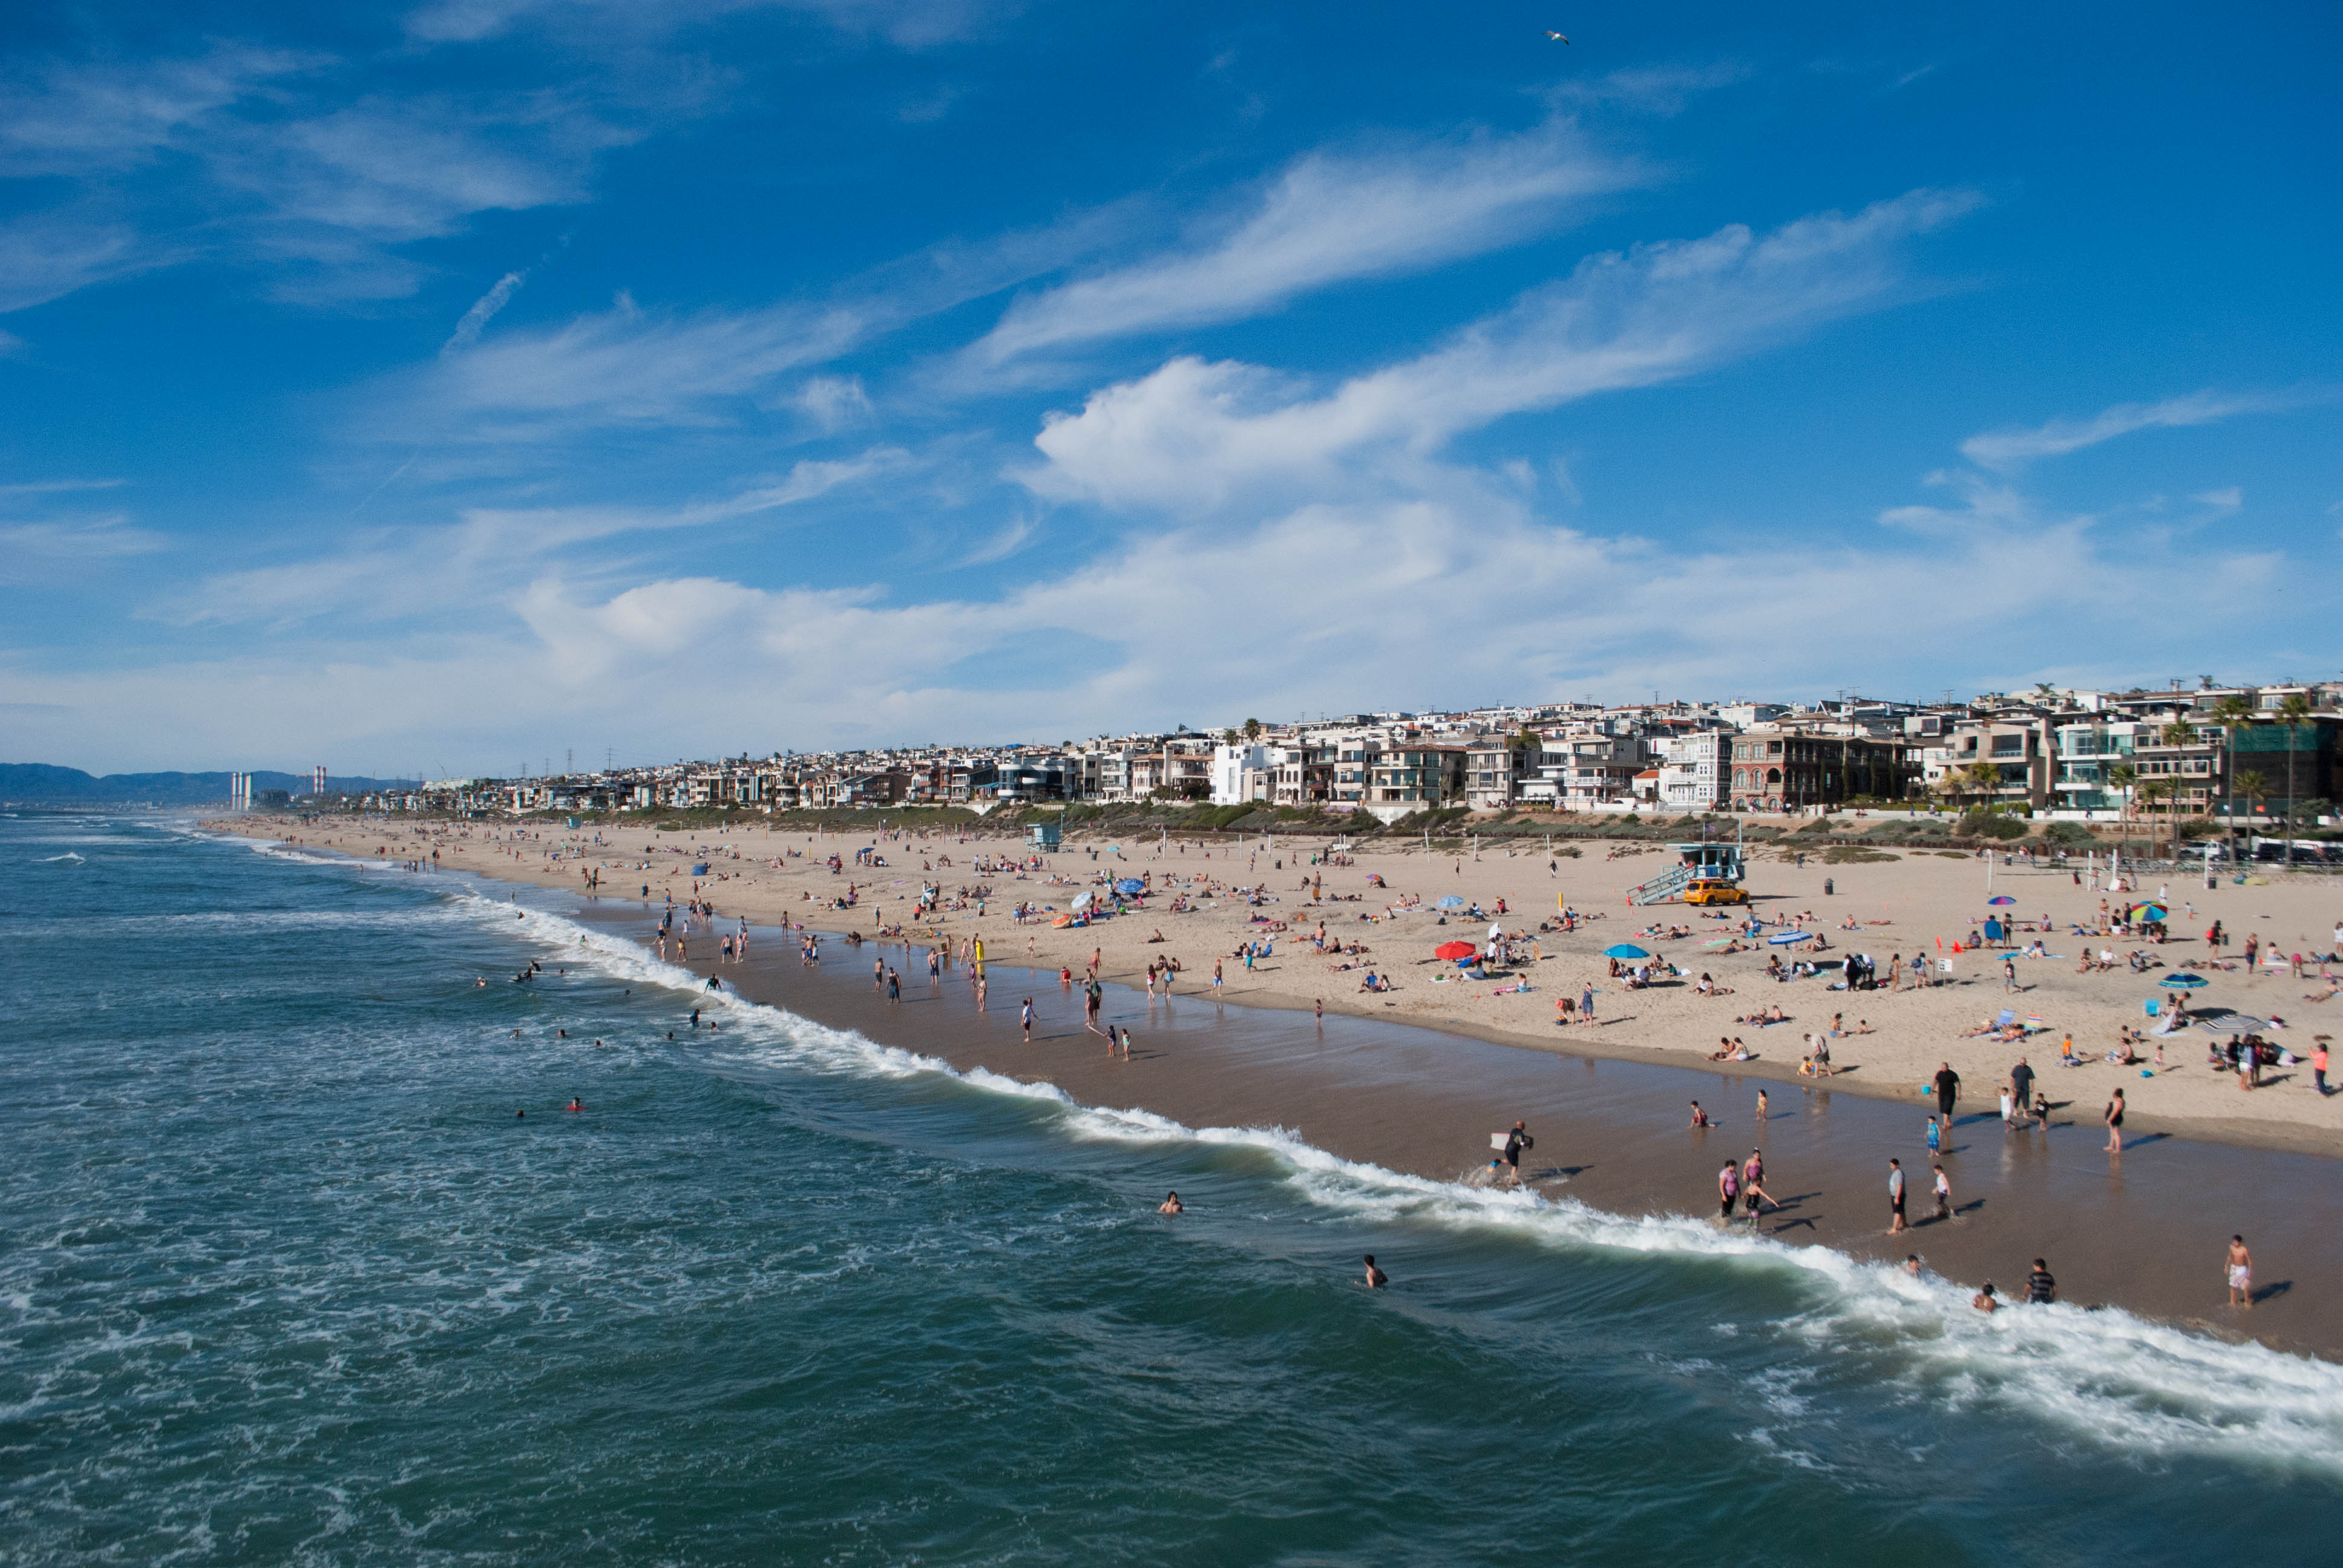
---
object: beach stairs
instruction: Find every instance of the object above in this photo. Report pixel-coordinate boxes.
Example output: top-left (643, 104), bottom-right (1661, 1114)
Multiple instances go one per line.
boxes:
top-left (1626, 864), bottom-right (1695, 906)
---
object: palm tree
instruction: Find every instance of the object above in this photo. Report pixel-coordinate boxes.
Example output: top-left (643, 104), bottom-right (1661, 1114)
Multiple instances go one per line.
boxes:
top-left (2106, 761), bottom-right (2138, 836)
top-left (2234, 769), bottom-right (2270, 863)
top-left (1950, 759), bottom-right (2004, 833)
top-left (2207, 694), bottom-right (2255, 863)
top-left (2276, 693), bottom-right (2315, 866)
top-left (2137, 778), bottom-right (2173, 862)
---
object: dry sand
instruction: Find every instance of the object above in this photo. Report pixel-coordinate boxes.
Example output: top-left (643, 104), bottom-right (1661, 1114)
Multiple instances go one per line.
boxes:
top-left (233, 814), bottom-right (2343, 1155)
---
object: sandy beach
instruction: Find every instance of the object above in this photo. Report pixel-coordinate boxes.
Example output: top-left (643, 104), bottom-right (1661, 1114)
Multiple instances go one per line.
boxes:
top-left (232, 813), bottom-right (2343, 1158)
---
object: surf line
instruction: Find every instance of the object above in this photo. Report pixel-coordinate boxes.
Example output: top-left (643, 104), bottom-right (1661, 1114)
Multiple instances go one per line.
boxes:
top-left (464, 889), bottom-right (2343, 1476)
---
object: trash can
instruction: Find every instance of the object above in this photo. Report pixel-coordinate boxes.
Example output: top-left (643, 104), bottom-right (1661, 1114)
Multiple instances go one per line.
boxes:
top-left (1823, 877), bottom-right (1834, 896)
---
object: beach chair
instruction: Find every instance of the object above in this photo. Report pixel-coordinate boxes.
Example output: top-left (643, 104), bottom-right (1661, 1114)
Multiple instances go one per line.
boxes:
top-left (2145, 999), bottom-right (2160, 1018)
top-left (1996, 1008), bottom-right (2015, 1030)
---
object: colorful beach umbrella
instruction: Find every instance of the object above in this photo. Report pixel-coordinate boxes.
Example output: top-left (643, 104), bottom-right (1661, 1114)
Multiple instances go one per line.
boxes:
top-left (2158, 973), bottom-right (2208, 988)
top-left (1985, 895), bottom-right (2014, 906)
top-left (2131, 903), bottom-right (2168, 922)
top-left (1434, 941), bottom-right (1478, 960)
top-left (1602, 943), bottom-right (1651, 959)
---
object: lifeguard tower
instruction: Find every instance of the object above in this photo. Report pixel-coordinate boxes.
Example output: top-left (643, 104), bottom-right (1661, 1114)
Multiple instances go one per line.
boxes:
top-left (1627, 843), bottom-right (1745, 905)
top-left (1026, 822), bottom-right (1061, 852)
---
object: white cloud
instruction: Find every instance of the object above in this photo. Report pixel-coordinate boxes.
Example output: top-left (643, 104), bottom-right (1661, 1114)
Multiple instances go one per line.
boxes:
top-left (969, 122), bottom-right (1642, 367)
top-left (0, 44), bottom-right (314, 177)
top-left (1029, 188), bottom-right (1982, 509)
top-left (418, 295), bottom-right (870, 431)
top-left (0, 214), bottom-right (160, 313)
top-left (443, 269), bottom-right (531, 352)
top-left (140, 452), bottom-right (894, 628)
top-left (0, 515), bottom-right (168, 586)
top-left (2191, 486), bottom-right (2243, 515)
top-left (403, 0), bottom-right (1011, 48)
top-left (12, 475), bottom-right (2289, 773)
top-left (791, 374), bottom-right (874, 431)
top-left (1547, 61), bottom-right (1753, 116)
top-left (1958, 390), bottom-right (2298, 472)
top-left (0, 45), bottom-right (632, 310)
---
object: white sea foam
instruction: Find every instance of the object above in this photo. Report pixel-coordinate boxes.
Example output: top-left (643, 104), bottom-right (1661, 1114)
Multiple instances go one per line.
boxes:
top-left (445, 892), bottom-right (2343, 1475)
top-left (38, 852), bottom-right (85, 863)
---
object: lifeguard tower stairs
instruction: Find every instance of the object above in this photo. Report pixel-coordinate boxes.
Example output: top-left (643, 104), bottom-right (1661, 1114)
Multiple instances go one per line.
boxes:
top-left (1627, 843), bottom-right (1743, 906)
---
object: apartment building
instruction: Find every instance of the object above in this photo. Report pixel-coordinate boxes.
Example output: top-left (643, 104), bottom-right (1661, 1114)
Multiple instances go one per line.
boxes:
top-left (1657, 733), bottom-right (1730, 812)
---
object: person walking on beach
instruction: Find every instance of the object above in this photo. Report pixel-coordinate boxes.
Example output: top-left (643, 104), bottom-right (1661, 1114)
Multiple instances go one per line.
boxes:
top-left (1933, 1062), bottom-right (1961, 1134)
top-left (886, 968), bottom-right (900, 1002)
top-left (2007, 1057), bottom-right (2034, 1127)
top-left (2103, 1088), bottom-right (2125, 1153)
top-left (2003, 956), bottom-right (2018, 994)
top-left (2313, 1036), bottom-right (2330, 1096)
top-left (1888, 1158), bottom-right (1907, 1233)
top-left (1932, 1163), bottom-right (1951, 1221)
top-left (1502, 1121), bottom-right (1533, 1184)
top-left (1718, 1159), bottom-right (1740, 1220)
top-left (1740, 1151), bottom-right (1771, 1226)
top-left (2025, 1258), bottom-right (2057, 1304)
top-left (2226, 1235), bottom-right (2254, 1308)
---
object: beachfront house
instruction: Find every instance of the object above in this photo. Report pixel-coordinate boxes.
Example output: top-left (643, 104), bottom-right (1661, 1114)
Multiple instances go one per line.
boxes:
top-left (1657, 733), bottom-right (1730, 812)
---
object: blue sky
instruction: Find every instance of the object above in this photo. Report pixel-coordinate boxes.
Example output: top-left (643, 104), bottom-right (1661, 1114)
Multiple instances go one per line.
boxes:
top-left (2, 0), bottom-right (2337, 776)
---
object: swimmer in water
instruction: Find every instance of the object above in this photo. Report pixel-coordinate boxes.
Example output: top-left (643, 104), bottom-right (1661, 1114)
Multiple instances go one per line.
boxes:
top-left (1363, 1255), bottom-right (1388, 1289)
top-left (566, 1098), bottom-right (583, 1112)
top-left (1158, 1191), bottom-right (1183, 1214)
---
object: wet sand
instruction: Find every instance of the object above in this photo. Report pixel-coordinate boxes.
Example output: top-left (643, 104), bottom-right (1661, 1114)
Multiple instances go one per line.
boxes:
top-left (580, 899), bottom-right (2343, 1361)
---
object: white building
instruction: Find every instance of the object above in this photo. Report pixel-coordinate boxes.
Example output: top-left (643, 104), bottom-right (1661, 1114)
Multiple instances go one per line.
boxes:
top-left (1657, 733), bottom-right (1730, 811)
top-left (1210, 742), bottom-right (1273, 806)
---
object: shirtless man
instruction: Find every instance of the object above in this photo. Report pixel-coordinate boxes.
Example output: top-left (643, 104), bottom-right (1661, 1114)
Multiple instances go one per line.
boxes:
top-left (1363, 1255), bottom-right (1388, 1289)
top-left (1158, 1191), bottom-right (1184, 1214)
top-left (2227, 1235), bottom-right (2254, 1308)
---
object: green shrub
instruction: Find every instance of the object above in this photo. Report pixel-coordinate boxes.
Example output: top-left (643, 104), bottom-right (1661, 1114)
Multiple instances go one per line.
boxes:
top-left (1956, 809), bottom-right (2028, 841)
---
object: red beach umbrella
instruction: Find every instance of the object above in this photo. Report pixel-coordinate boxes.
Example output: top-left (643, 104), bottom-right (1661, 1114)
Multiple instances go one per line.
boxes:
top-left (1434, 941), bottom-right (1478, 960)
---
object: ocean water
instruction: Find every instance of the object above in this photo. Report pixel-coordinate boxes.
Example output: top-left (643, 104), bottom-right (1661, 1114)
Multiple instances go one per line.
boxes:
top-left (4, 813), bottom-right (2340, 1566)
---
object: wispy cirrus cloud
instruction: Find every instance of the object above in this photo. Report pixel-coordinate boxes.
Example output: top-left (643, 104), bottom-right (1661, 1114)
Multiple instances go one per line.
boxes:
top-left (1958, 389), bottom-right (2313, 472)
top-left (402, 0), bottom-right (1014, 48)
top-left (1028, 188), bottom-right (1983, 509)
top-left (426, 294), bottom-right (871, 430)
top-left (0, 42), bottom-right (640, 310)
top-left (444, 269), bottom-right (531, 352)
top-left (141, 452), bottom-right (896, 628)
top-left (966, 122), bottom-right (1643, 368)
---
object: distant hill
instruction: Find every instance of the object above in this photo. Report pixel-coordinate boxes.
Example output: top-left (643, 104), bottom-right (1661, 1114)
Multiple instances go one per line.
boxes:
top-left (0, 764), bottom-right (419, 807)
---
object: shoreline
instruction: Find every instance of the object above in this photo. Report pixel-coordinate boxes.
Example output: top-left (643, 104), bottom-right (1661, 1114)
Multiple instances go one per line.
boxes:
top-left (211, 824), bottom-right (2343, 1359)
top-left (217, 814), bottom-right (2343, 1161)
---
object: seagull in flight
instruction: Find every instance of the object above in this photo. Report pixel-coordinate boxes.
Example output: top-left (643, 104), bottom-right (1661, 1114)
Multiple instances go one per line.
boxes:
top-left (1544, 30), bottom-right (1570, 43)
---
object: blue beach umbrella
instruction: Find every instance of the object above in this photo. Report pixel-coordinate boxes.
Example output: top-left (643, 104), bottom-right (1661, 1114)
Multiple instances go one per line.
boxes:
top-left (2158, 973), bottom-right (2209, 989)
top-left (1985, 895), bottom-right (2015, 906)
top-left (691, 863), bottom-right (710, 875)
top-left (1768, 930), bottom-right (1816, 946)
top-left (1602, 943), bottom-right (1651, 959)
top-left (1115, 878), bottom-right (1146, 895)
top-left (1434, 895), bottom-right (1466, 910)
